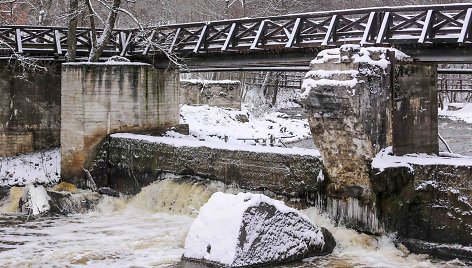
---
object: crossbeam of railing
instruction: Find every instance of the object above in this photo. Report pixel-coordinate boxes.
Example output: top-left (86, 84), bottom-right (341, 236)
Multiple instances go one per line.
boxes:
top-left (1, 3), bottom-right (472, 60)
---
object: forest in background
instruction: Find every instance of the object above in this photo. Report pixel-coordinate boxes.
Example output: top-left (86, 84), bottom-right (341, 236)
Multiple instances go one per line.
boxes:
top-left (1, 0), bottom-right (470, 27)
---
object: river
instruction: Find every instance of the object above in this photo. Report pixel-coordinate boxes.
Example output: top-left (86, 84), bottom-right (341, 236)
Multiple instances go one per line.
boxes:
top-left (0, 179), bottom-right (468, 268)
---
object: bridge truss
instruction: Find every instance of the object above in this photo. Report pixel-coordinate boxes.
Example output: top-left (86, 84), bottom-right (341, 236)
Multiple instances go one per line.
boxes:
top-left (1, 3), bottom-right (472, 66)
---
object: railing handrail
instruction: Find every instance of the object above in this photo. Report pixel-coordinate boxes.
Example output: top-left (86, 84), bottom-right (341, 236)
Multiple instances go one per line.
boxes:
top-left (2, 3), bottom-right (472, 31)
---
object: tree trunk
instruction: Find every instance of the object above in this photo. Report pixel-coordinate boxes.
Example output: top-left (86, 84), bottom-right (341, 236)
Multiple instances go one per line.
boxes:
top-left (261, 71), bottom-right (271, 102)
top-left (66, 0), bottom-right (79, 62)
top-left (271, 72), bottom-right (280, 107)
top-left (86, 0), bottom-right (97, 48)
top-left (89, 0), bottom-right (121, 62)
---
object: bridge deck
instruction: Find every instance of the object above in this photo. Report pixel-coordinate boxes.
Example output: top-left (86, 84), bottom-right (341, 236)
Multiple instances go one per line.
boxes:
top-left (1, 3), bottom-right (472, 66)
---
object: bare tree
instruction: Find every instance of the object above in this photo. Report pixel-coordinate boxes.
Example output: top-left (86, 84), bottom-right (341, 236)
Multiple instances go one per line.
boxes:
top-left (66, 0), bottom-right (79, 61)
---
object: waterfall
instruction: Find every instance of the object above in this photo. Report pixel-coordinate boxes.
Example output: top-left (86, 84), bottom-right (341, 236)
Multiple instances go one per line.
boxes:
top-left (0, 177), bottom-right (464, 267)
top-left (0, 187), bottom-right (23, 213)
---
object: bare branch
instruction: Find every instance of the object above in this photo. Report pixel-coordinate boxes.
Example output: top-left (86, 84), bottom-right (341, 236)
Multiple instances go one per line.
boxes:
top-left (117, 7), bottom-right (143, 30)
top-left (0, 39), bottom-right (47, 80)
top-left (136, 29), bottom-right (187, 70)
top-left (88, 0), bottom-right (121, 62)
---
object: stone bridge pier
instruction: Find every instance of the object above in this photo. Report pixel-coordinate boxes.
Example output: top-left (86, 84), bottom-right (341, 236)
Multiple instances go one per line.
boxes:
top-left (301, 45), bottom-right (438, 204)
top-left (60, 63), bottom-right (180, 186)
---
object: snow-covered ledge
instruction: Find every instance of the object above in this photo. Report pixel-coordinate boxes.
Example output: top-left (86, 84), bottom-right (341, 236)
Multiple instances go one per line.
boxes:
top-left (372, 146), bottom-right (472, 173)
top-left (371, 147), bottom-right (472, 247)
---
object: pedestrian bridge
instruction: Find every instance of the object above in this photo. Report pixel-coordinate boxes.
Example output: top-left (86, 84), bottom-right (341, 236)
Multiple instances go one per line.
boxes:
top-left (1, 3), bottom-right (472, 68)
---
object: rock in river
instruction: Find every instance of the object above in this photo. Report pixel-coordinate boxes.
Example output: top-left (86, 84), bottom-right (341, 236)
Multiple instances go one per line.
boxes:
top-left (182, 192), bottom-right (335, 267)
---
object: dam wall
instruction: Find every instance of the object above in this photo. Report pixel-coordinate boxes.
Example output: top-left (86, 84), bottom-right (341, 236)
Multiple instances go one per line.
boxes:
top-left (88, 133), bottom-right (472, 253)
top-left (89, 134), bottom-right (325, 197)
top-left (180, 79), bottom-right (241, 109)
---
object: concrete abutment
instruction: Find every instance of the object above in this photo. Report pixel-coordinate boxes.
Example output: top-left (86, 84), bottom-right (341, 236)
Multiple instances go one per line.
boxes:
top-left (301, 45), bottom-right (438, 203)
top-left (60, 63), bottom-right (180, 186)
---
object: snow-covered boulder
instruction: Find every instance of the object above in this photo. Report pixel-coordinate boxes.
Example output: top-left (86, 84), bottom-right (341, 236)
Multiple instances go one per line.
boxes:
top-left (182, 192), bottom-right (335, 267)
top-left (20, 184), bottom-right (51, 216)
top-left (19, 183), bottom-right (102, 216)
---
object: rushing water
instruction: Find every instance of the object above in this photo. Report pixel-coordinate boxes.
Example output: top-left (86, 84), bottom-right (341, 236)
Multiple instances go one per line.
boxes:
top-left (0, 179), bottom-right (469, 268)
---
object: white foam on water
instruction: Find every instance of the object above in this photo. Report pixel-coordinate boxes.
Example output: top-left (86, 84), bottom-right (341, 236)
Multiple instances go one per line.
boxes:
top-left (0, 179), bottom-right (467, 267)
top-left (300, 207), bottom-right (455, 268)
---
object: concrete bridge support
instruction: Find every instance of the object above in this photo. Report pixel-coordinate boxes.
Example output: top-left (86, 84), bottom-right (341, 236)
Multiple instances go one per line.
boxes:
top-left (301, 45), bottom-right (438, 203)
top-left (60, 63), bottom-right (180, 185)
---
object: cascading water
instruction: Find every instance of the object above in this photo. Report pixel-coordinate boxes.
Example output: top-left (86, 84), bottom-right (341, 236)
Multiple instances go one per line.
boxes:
top-left (0, 187), bottom-right (22, 213)
top-left (0, 178), bottom-right (468, 267)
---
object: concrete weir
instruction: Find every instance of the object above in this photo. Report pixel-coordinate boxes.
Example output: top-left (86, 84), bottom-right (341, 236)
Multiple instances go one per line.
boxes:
top-left (90, 134), bottom-right (324, 197)
top-left (60, 63), bottom-right (179, 185)
top-left (300, 45), bottom-right (438, 203)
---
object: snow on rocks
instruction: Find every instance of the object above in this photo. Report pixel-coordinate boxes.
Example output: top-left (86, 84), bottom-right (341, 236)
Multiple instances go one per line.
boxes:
top-left (16, 182), bottom-right (102, 216)
top-left (182, 192), bottom-right (335, 267)
top-left (301, 45), bottom-right (410, 100)
top-left (20, 184), bottom-right (50, 216)
top-left (0, 149), bottom-right (60, 187)
top-left (310, 45), bottom-right (410, 67)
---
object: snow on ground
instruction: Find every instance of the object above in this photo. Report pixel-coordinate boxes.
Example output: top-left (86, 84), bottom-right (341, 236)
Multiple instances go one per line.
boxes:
top-left (439, 103), bottom-right (472, 124)
top-left (372, 147), bottom-right (472, 173)
top-left (0, 149), bottom-right (60, 188)
top-left (113, 133), bottom-right (320, 157)
top-left (181, 79), bottom-right (240, 85)
top-left (0, 104), bottom-right (313, 187)
top-left (178, 104), bottom-right (311, 146)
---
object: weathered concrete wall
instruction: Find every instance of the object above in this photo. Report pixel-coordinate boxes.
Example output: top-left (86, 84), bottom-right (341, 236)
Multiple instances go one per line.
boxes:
top-left (372, 164), bottom-right (472, 247)
top-left (0, 63), bottom-right (61, 156)
top-left (180, 79), bottom-right (241, 109)
top-left (301, 46), bottom-right (438, 202)
top-left (392, 63), bottom-right (438, 155)
top-left (90, 136), bottom-right (325, 197)
top-left (61, 63), bottom-right (180, 184)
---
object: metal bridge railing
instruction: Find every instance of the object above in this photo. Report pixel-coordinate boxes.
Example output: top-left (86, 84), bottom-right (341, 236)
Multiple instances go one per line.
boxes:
top-left (1, 3), bottom-right (472, 59)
